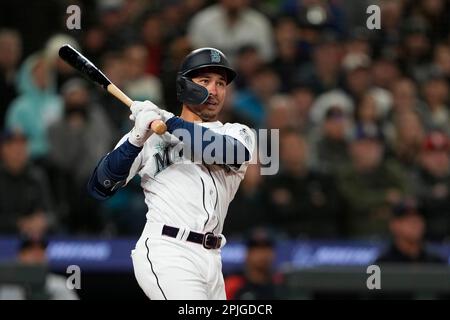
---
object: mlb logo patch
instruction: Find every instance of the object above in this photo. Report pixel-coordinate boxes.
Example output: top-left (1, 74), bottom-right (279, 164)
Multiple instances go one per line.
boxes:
top-left (210, 50), bottom-right (221, 63)
top-left (239, 128), bottom-right (251, 146)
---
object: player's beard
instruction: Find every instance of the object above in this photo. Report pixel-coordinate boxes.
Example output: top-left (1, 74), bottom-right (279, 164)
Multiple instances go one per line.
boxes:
top-left (187, 100), bottom-right (223, 122)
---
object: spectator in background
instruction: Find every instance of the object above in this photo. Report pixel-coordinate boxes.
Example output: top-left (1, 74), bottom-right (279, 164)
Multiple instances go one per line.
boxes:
top-left (0, 29), bottom-right (22, 128)
top-left (97, 0), bottom-right (137, 52)
top-left (218, 83), bottom-right (255, 128)
top-left (188, 0), bottom-right (274, 63)
top-left (281, 0), bottom-right (347, 37)
top-left (16, 208), bottom-right (49, 242)
top-left (233, 45), bottom-right (264, 90)
top-left (43, 34), bottom-right (81, 91)
top-left (0, 129), bottom-right (54, 234)
top-left (295, 34), bottom-right (343, 94)
top-left (225, 163), bottom-right (270, 237)
top-left (385, 77), bottom-right (425, 131)
top-left (140, 11), bottom-right (164, 77)
top-left (295, 14), bottom-right (323, 63)
top-left (5, 54), bottom-right (62, 160)
top-left (233, 65), bottom-right (281, 128)
top-left (81, 26), bottom-right (108, 65)
top-left (337, 125), bottom-right (408, 238)
top-left (339, 0), bottom-right (375, 32)
top-left (308, 91), bottom-right (354, 128)
top-left (123, 43), bottom-right (164, 105)
top-left (313, 105), bottom-right (352, 175)
top-left (371, 56), bottom-right (401, 91)
top-left (158, 0), bottom-right (187, 42)
top-left (265, 95), bottom-right (297, 131)
top-left (120, 0), bottom-right (150, 27)
top-left (344, 28), bottom-right (372, 57)
top-left (386, 110), bottom-right (425, 173)
top-left (225, 228), bottom-right (284, 300)
top-left (94, 52), bottom-right (130, 137)
top-left (267, 130), bottom-right (343, 238)
top-left (431, 43), bottom-right (450, 82)
top-left (47, 78), bottom-right (113, 234)
top-left (271, 16), bottom-right (301, 92)
top-left (0, 236), bottom-right (79, 300)
top-left (367, 57), bottom-right (396, 119)
top-left (341, 52), bottom-right (372, 101)
top-left (355, 93), bottom-right (384, 132)
top-left (399, 17), bottom-right (432, 82)
top-left (48, 78), bottom-right (113, 185)
top-left (370, 0), bottom-right (404, 58)
top-left (412, 130), bottom-right (450, 242)
top-left (342, 52), bottom-right (394, 122)
top-left (289, 83), bottom-right (315, 134)
top-left (420, 74), bottom-right (449, 134)
top-left (375, 198), bottom-right (445, 264)
top-left (181, 0), bottom-right (208, 24)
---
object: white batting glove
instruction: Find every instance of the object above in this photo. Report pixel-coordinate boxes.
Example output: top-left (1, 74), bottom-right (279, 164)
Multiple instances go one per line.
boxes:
top-left (128, 110), bottom-right (162, 147)
top-left (157, 107), bottom-right (175, 123)
top-left (129, 100), bottom-right (174, 123)
top-left (130, 100), bottom-right (174, 122)
top-left (129, 100), bottom-right (157, 121)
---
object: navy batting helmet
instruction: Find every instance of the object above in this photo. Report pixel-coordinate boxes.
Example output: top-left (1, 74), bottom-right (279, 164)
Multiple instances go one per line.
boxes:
top-left (176, 48), bottom-right (237, 105)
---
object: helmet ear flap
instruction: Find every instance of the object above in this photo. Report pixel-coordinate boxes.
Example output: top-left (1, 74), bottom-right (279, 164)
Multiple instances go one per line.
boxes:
top-left (176, 75), bottom-right (209, 105)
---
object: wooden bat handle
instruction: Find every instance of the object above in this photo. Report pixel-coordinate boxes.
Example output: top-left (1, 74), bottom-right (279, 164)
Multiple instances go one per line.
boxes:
top-left (107, 83), bottom-right (167, 135)
top-left (107, 83), bottom-right (132, 106)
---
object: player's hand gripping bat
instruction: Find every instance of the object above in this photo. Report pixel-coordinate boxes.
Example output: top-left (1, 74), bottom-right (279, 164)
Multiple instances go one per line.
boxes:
top-left (58, 44), bottom-right (167, 135)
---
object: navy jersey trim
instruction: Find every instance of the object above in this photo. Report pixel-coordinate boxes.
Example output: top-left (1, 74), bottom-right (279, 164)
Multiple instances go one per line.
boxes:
top-left (145, 238), bottom-right (167, 300)
top-left (200, 177), bottom-right (210, 229)
top-left (207, 166), bottom-right (218, 210)
top-left (206, 167), bottom-right (220, 233)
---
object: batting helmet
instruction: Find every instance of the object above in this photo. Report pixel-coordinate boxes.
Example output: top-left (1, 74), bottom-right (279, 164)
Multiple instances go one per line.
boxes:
top-left (176, 48), bottom-right (237, 105)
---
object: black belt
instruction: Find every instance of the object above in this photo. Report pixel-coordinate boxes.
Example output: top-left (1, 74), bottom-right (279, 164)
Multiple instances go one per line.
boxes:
top-left (162, 225), bottom-right (222, 250)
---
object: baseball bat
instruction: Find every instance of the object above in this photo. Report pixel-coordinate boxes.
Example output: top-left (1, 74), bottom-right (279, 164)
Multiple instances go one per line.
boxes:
top-left (58, 44), bottom-right (167, 135)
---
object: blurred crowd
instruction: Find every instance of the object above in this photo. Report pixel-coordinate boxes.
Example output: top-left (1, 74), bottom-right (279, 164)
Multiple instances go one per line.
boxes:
top-left (0, 0), bottom-right (449, 244)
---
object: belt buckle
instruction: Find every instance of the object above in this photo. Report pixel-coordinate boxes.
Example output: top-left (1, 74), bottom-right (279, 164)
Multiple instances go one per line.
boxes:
top-left (203, 232), bottom-right (218, 249)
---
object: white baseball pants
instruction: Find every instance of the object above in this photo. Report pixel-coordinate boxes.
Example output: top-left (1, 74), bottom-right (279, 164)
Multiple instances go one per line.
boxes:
top-left (131, 222), bottom-right (226, 300)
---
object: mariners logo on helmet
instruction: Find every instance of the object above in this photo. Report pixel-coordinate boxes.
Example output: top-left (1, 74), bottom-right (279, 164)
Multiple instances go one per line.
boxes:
top-left (210, 50), bottom-right (221, 63)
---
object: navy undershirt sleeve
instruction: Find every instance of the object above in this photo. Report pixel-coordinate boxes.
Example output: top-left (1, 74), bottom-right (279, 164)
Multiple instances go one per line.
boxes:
top-left (87, 139), bottom-right (142, 200)
top-left (166, 117), bottom-right (250, 167)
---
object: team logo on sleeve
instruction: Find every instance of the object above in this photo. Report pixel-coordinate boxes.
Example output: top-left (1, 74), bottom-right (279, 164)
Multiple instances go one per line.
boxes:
top-left (239, 128), bottom-right (251, 146)
top-left (210, 50), bottom-right (221, 63)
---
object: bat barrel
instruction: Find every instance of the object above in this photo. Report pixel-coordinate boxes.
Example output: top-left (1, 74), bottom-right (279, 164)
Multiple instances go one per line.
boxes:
top-left (59, 44), bottom-right (167, 135)
top-left (59, 44), bottom-right (111, 89)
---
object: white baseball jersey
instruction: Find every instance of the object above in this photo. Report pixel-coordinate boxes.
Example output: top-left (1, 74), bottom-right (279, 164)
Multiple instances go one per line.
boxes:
top-left (116, 120), bottom-right (256, 235)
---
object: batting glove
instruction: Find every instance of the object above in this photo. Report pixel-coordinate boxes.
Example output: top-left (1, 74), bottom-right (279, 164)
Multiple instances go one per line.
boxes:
top-left (128, 110), bottom-right (162, 147)
top-left (130, 100), bottom-right (175, 123)
top-left (129, 100), bottom-right (157, 121)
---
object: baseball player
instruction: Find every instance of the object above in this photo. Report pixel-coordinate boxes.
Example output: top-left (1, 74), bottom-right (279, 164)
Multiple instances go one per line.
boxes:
top-left (87, 48), bottom-right (255, 300)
